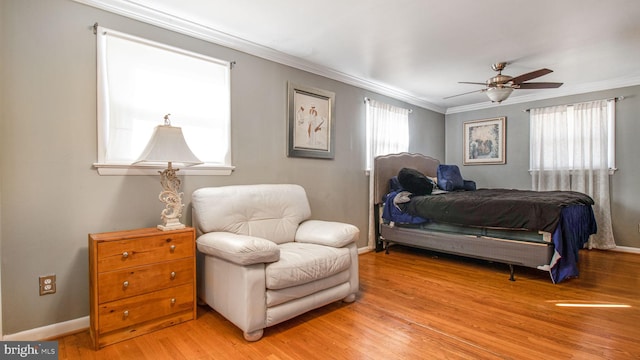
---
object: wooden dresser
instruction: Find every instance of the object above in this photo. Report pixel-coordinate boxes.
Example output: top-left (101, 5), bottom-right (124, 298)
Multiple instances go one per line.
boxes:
top-left (89, 227), bottom-right (196, 349)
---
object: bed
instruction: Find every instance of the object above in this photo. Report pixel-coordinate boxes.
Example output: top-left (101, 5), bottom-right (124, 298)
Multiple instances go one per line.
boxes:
top-left (373, 153), bottom-right (597, 283)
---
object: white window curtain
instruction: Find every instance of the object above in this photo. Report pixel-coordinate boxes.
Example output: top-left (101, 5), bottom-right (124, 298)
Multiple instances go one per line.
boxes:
top-left (365, 98), bottom-right (410, 249)
top-left (96, 26), bottom-right (232, 174)
top-left (365, 98), bottom-right (409, 171)
top-left (530, 99), bottom-right (615, 249)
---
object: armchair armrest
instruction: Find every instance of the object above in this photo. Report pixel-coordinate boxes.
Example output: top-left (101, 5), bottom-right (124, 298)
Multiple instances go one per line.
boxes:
top-left (295, 220), bottom-right (359, 248)
top-left (196, 232), bottom-right (280, 265)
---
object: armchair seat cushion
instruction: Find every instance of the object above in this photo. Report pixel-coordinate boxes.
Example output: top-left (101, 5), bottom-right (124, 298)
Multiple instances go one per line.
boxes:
top-left (265, 242), bottom-right (352, 290)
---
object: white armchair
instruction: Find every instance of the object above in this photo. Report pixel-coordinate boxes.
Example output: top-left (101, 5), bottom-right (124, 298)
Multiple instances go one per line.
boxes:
top-left (192, 184), bottom-right (359, 341)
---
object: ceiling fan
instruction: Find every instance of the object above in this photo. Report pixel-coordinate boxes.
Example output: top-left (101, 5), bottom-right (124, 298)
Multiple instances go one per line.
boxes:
top-left (445, 62), bottom-right (563, 103)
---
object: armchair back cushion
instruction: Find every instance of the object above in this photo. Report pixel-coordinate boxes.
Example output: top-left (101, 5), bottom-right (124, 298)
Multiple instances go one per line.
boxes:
top-left (192, 184), bottom-right (312, 245)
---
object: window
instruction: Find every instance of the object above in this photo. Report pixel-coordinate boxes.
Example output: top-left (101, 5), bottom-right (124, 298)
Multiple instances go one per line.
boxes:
top-left (95, 26), bottom-right (232, 175)
top-left (365, 98), bottom-right (409, 171)
top-left (530, 99), bottom-right (616, 172)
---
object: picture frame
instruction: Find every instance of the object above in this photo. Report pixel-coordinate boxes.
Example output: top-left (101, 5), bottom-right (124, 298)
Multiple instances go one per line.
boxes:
top-left (463, 117), bottom-right (506, 165)
top-left (287, 82), bottom-right (335, 159)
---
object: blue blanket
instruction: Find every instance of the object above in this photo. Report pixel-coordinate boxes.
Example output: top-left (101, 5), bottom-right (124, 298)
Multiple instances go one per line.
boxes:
top-left (382, 191), bottom-right (428, 225)
top-left (545, 205), bottom-right (597, 283)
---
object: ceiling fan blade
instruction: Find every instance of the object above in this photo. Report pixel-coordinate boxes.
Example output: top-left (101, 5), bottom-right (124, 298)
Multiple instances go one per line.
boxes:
top-left (509, 68), bottom-right (553, 84)
top-left (443, 89), bottom-right (485, 99)
top-left (458, 81), bottom-right (486, 85)
top-left (516, 82), bottom-right (563, 89)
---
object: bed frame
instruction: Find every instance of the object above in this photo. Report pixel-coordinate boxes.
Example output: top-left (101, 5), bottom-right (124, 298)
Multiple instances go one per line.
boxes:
top-left (373, 153), bottom-right (555, 281)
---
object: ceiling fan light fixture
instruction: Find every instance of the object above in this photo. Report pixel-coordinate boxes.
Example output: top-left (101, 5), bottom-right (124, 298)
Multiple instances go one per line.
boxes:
top-left (449, 63), bottom-right (560, 103)
top-left (486, 87), bottom-right (513, 103)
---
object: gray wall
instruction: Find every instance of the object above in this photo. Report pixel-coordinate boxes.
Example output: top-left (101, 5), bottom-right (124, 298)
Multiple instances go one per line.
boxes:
top-left (445, 86), bottom-right (640, 249)
top-left (0, 0), bottom-right (444, 334)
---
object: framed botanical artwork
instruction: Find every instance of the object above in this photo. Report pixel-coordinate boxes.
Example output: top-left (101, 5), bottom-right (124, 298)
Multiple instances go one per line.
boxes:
top-left (463, 117), bottom-right (506, 165)
top-left (287, 82), bottom-right (335, 159)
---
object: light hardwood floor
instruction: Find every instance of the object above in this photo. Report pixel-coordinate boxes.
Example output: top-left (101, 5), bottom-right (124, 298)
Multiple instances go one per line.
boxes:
top-left (57, 246), bottom-right (640, 359)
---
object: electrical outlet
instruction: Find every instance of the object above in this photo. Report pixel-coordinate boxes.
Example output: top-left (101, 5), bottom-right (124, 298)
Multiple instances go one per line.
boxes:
top-left (39, 274), bottom-right (56, 295)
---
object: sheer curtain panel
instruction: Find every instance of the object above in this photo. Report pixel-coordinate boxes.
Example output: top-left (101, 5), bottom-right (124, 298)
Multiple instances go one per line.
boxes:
top-left (530, 100), bottom-right (615, 249)
top-left (365, 98), bottom-right (409, 249)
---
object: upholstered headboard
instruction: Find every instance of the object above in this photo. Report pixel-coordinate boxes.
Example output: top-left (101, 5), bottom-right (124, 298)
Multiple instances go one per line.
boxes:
top-left (373, 153), bottom-right (440, 204)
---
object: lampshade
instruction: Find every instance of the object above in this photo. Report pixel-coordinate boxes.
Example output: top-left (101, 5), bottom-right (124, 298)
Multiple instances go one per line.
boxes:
top-left (486, 87), bottom-right (513, 103)
top-left (133, 125), bottom-right (203, 166)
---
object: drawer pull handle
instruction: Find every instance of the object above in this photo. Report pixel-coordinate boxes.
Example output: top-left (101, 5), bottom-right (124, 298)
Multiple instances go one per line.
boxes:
top-left (170, 298), bottom-right (176, 305)
top-left (123, 310), bottom-right (129, 318)
top-left (170, 245), bottom-right (176, 252)
top-left (170, 272), bottom-right (176, 279)
top-left (122, 251), bottom-right (129, 259)
top-left (123, 281), bottom-right (129, 288)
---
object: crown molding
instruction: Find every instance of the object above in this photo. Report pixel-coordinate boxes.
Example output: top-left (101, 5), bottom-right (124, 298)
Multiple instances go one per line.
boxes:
top-left (445, 75), bottom-right (640, 114)
top-left (74, 0), bottom-right (445, 114)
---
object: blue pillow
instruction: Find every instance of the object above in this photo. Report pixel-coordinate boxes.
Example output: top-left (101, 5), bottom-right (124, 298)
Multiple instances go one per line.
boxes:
top-left (463, 180), bottom-right (477, 191)
top-left (437, 164), bottom-right (465, 191)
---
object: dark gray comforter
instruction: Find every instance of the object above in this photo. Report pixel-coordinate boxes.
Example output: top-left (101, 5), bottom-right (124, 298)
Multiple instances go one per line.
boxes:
top-left (403, 188), bottom-right (594, 233)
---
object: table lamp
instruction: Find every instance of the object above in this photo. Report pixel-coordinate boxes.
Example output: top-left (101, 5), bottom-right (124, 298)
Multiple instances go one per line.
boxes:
top-left (134, 114), bottom-right (203, 231)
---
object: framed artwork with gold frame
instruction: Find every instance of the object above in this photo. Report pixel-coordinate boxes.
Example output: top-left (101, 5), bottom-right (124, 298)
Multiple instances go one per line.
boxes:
top-left (463, 117), bottom-right (506, 165)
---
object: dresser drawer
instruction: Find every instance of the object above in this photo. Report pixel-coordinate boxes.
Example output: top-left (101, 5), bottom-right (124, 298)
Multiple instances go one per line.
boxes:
top-left (98, 283), bottom-right (194, 334)
top-left (97, 232), bottom-right (193, 272)
top-left (98, 258), bottom-right (194, 304)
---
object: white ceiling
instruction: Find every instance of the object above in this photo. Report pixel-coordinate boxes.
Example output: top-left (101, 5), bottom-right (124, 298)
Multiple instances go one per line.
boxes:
top-left (81, 0), bottom-right (640, 113)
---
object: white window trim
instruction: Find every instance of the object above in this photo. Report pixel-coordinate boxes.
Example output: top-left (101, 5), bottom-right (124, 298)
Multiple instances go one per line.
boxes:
top-left (93, 26), bottom-right (233, 176)
top-left (93, 163), bottom-right (234, 176)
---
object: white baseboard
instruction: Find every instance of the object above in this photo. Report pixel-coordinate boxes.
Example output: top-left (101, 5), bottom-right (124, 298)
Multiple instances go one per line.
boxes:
top-left (3, 316), bottom-right (89, 341)
top-left (358, 246), bottom-right (372, 255)
top-left (610, 246), bottom-right (640, 254)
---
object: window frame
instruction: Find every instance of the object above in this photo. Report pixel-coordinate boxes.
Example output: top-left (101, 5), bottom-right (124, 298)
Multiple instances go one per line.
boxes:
top-left (93, 26), bottom-right (234, 176)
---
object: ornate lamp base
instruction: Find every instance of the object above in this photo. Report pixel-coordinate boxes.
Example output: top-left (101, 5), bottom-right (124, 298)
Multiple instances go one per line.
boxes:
top-left (156, 162), bottom-right (186, 231)
top-left (158, 218), bottom-right (186, 231)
